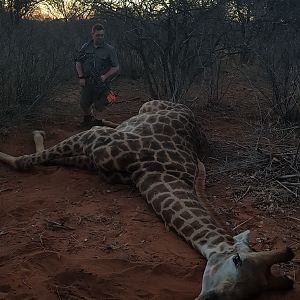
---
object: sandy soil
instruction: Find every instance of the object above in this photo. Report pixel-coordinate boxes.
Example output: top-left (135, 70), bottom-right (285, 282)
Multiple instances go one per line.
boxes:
top-left (0, 78), bottom-right (299, 300)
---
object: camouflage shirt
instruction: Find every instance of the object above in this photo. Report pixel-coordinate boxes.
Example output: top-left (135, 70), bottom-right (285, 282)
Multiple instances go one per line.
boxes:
top-left (75, 40), bottom-right (119, 78)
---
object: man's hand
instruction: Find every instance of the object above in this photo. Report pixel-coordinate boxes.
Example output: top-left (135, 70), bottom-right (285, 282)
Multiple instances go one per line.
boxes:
top-left (79, 78), bottom-right (86, 87)
top-left (100, 75), bottom-right (106, 82)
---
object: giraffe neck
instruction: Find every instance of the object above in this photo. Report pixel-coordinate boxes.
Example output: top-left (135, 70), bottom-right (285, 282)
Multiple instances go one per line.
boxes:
top-left (134, 174), bottom-right (234, 259)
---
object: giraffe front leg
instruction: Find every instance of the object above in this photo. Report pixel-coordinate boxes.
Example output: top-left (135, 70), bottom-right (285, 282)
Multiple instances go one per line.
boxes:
top-left (45, 155), bottom-right (96, 171)
top-left (194, 160), bottom-right (206, 197)
top-left (90, 119), bottom-right (119, 130)
top-left (98, 169), bottom-right (132, 184)
top-left (102, 119), bottom-right (119, 128)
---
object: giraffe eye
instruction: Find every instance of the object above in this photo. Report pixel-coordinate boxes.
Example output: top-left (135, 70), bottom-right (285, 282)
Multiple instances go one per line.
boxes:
top-left (233, 254), bottom-right (242, 267)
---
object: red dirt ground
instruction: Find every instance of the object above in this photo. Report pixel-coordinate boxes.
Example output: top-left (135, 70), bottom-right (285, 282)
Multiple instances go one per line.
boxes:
top-left (0, 79), bottom-right (299, 300)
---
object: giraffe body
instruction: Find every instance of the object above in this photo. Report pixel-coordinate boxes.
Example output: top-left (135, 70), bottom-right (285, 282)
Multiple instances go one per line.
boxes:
top-left (0, 100), bottom-right (294, 299)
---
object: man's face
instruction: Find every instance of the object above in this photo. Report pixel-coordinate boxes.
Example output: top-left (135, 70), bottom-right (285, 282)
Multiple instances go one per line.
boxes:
top-left (92, 29), bottom-right (105, 45)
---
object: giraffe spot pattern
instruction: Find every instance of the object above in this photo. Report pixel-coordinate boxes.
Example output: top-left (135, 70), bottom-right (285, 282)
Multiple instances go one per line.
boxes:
top-left (180, 211), bottom-right (192, 219)
top-left (211, 236), bottom-right (226, 245)
top-left (181, 225), bottom-right (194, 237)
top-left (173, 217), bottom-right (184, 229)
top-left (192, 230), bottom-right (209, 241)
top-left (11, 100), bottom-right (234, 258)
top-left (162, 209), bottom-right (175, 223)
top-left (172, 201), bottom-right (183, 211)
top-left (162, 198), bottom-right (174, 209)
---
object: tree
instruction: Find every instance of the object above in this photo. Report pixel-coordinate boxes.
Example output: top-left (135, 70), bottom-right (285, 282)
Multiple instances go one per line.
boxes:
top-left (93, 0), bottom-right (231, 102)
top-left (1, 0), bottom-right (42, 23)
top-left (44, 0), bottom-right (94, 22)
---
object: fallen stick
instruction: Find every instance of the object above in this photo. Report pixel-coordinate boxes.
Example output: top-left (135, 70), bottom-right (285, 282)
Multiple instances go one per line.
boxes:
top-left (45, 220), bottom-right (75, 231)
top-left (280, 182), bottom-right (300, 186)
top-left (287, 216), bottom-right (300, 223)
top-left (0, 187), bottom-right (13, 193)
top-left (279, 174), bottom-right (300, 179)
top-left (275, 180), bottom-right (298, 198)
top-left (233, 217), bottom-right (254, 231)
top-left (236, 185), bottom-right (251, 202)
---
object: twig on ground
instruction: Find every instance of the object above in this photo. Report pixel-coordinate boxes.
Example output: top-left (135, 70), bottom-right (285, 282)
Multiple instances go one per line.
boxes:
top-left (0, 187), bottom-right (13, 193)
top-left (233, 217), bottom-right (255, 231)
top-left (275, 126), bottom-right (300, 131)
top-left (287, 216), bottom-right (300, 223)
top-left (279, 174), bottom-right (300, 179)
top-left (45, 219), bottom-right (75, 231)
top-left (70, 234), bottom-right (80, 244)
top-left (115, 97), bottom-right (141, 103)
top-left (207, 159), bottom-right (268, 177)
top-left (293, 139), bottom-right (300, 166)
top-left (22, 279), bottom-right (32, 289)
top-left (280, 182), bottom-right (300, 186)
top-left (235, 185), bottom-right (251, 202)
top-left (39, 231), bottom-right (45, 247)
top-left (56, 287), bottom-right (62, 300)
top-left (275, 180), bottom-right (298, 198)
top-left (211, 135), bottom-right (300, 202)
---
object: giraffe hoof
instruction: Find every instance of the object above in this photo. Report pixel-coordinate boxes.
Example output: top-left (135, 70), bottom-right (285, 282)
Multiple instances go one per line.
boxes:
top-left (32, 130), bottom-right (46, 138)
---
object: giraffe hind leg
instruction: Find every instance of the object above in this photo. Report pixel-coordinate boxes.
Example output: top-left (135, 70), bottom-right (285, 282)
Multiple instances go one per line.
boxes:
top-left (0, 130), bottom-right (47, 169)
top-left (31, 131), bottom-right (95, 170)
top-left (44, 155), bottom-right (96, 171)
top-left (0, 152), bottom-right (17, 168)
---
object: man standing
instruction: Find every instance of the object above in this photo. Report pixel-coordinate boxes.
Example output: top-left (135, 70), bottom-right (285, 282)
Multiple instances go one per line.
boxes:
top-left (75, 23), bottom-right (119, 127)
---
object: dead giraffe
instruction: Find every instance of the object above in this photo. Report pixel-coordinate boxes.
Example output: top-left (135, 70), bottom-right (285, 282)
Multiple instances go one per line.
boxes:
top-left (0, 100), bottom-right (294, 299)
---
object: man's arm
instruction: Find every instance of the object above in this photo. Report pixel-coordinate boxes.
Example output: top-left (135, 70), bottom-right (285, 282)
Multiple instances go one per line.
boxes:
top-left (101, 46), bottom-right (120, 82)
top-left (75, 62), bottom-right (84, 78)
top-left (75, 42), bottom-right (89, 80)
top-left (101, 66), bottom-right (120, 82)
top-left (75, 61), bottom-right (86, 87)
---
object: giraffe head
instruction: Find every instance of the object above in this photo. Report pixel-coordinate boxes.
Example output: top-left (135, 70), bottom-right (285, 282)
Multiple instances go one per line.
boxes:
top-left (198, 230), bottom-right (294, 300)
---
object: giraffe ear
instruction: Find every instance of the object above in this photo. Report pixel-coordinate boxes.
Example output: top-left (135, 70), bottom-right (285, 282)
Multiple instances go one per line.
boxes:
top-left (234, 230), bottom-right (250, 244)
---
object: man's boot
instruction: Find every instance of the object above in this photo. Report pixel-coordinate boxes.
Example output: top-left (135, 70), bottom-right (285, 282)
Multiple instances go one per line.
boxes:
top-left (79, 115), bottom-right (94, 127)
top-left (90, 118), bottom-right (104, 127)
